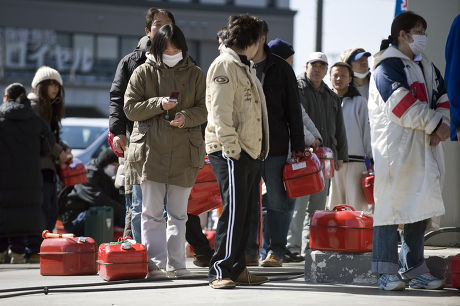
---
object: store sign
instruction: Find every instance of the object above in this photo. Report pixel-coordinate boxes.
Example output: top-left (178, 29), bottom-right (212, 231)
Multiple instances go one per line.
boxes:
top-left (1, 27), bottom-right (93, 73)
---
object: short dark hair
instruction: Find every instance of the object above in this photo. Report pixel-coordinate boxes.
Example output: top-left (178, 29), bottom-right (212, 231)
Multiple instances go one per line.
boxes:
top-left (216, 26), bottom-right (228, 43)
top-left (150, 24), bottom-right (188, 63)
top-left (145, 8), bottom-right (175, 30)
top-left (380, 11), bottom-right (427, 50)
top-left (224, 14), bottom-right (262, 50)
top-left (4, 82), bottom-right (28, 104)
top-left (330, 62), bottom-right (353, 78)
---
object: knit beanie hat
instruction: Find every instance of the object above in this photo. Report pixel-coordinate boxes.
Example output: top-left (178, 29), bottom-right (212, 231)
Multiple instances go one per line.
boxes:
top-left (31, 66), bottom-right (63, 89)
top-left (268, 38), bottom-right (295, 60)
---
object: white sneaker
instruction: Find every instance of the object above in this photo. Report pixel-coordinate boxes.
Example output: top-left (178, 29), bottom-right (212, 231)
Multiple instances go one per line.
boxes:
top-left (146, 269), bottom-right (167, 279)
top-left (167, 269), bottom-right (190, 279)
top-left (378, 274), bottom-right (405, 291)
top-left (408, 273), bottom-right (444, 290)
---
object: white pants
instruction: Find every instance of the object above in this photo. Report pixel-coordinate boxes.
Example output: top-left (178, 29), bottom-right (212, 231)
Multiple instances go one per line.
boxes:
top-left (327, 162), bottom-right (369, 211)
top-left (140, 180), bottom-right (191, 272)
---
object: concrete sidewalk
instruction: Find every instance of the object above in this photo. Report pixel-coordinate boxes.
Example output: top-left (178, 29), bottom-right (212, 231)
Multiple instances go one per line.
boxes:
top-left (0, 259), bottom-right (458, 306)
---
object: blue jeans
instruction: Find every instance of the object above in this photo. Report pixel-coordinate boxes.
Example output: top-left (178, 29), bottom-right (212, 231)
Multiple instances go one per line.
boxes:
top-left (371, 219), bottom-right (429, 279)
top-left (131, 184), bottom-right (143, 243)
top-left (64, 211), bottom-right (87, 237)
top-left (262, 155), bottom-right (295, 258)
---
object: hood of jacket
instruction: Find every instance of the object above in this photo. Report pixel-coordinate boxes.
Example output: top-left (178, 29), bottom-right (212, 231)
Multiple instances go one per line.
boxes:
top-left (145, 52), bottom-right (194, 71)
top-left (372, 46), bottom-right (427, 71)
top-left (137, 36), bottom-right (150, 52)
top-left (0, 100), bottom-right (35, 120)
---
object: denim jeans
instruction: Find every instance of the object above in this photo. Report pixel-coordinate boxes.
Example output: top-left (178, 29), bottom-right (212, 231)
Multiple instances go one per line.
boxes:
top-left (131, 184), bottom-right (143, 243)
top-left (63, 211), bottom-right (87, 237)
top-left (371, 219), bottom-right (429, 279)
top-left (262, 155), bottom-right (296, 258)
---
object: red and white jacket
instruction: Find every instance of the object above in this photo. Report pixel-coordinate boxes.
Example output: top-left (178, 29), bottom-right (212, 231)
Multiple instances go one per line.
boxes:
top-left (368, 46), bottom-right (450, 226)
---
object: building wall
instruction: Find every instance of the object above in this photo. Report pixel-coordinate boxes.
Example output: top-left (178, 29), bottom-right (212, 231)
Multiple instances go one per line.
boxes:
top-left (0, 0), bottom-right (295, 116)
top-left (408, 0), bottom-right (460, 237)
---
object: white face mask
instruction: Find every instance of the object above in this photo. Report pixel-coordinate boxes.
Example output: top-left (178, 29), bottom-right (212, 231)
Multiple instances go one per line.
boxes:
top-left (409, 34), bottom-right (427, 57)
top-left (162, 52), bottom-right (183, 67)
top-left (354, 71), bottom-right (369, 79)
top-left (104, 164), bottom-right (117, 178)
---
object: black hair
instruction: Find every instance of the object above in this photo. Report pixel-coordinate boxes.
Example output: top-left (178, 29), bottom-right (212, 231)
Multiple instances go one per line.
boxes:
top-left (216, 26), bottom-right (228, 43)
top-left (150, 24), bottom-right (188, 63)
top-left (223, 14), bottom-right (262, 51)
top-left (145, 8), bottom-right (175, 30)
top-left (330, 62), bottom-right (353, 78)
top-left (380, 11), bottom-right (427, 51)
top-left (4, 83), bottom-right (28, 104)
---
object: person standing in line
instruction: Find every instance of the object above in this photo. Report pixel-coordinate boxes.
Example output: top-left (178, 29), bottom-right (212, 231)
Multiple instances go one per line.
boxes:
top-left (205, 14), bottom-right (270, 289)
top-left (294, 52), bottom-right (348, 256)
top-left (327, 62), bottom-right (372, 211)
top-left (445, 14), bottom-right (460, 142)
top-left (109, 8), bottom-right (175, 242)
top-left (245, 22), bottom-right (306, 269)
top-left (369, 11), bottom-right (449, 291)
top-left (0, 83), bottom-right (54, 264)
top-left (340, 48), bottom-right (372, 100)
top-left (124, 24), bottom-right (207, 279)
top-left (27, 66), bottom-right (72, 262)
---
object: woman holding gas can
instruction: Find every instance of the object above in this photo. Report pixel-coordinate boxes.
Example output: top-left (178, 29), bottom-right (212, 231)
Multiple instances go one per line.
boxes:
top-left (369, 12), bottom-right (449, 291)
top-left (124, 24), bottom-right (207, 278)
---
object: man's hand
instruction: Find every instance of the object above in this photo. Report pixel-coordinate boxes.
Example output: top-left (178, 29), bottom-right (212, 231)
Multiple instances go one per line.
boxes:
top-left (113, 134), bottom-right (127, 154)
top-left (161, 97), bottom-right (178, 111)
top-left (233, 153), bottom-right (241, 160)
top-left (435, 123), bottom-right (450, 141)
top-left (430, 133), bottom-right (441, 146)
top-left (311, 138), bottom-right (321, 149)
top-left (170, 113), bottom-right (185, 128)
top-left (335, 160), bottom-right (343, 171)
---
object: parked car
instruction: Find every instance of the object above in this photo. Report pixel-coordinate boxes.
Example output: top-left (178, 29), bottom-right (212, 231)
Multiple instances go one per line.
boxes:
top-left (61, 117), bottom-right (109, 165)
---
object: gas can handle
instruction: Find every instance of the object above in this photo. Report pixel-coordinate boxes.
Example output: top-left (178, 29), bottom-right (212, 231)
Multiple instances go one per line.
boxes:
top-left (332, 204), bottom-right (355, 211)
top-left (118, 236), bottom-right (132, 242)
top-left (42, 230), bottom-right (75, 239)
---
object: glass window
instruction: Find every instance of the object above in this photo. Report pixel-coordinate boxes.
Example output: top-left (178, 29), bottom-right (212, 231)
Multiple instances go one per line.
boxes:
top-left (60, 125), bottom-right (107, 150)
top-left (97, 35), bottom-right (118, 60)
top-left (73, 34), bottom-right (94, 58)
top-left (121, 36), bottom-right (140, 57)
top-left (57, 33), bottom-right (72, 48)
top-left (235, 0), bottom-right (267, 7)
top-left (200, 0), bottom-right (227, 4)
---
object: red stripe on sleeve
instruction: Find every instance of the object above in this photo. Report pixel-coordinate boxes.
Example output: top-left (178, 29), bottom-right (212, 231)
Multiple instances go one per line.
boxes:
top-left (392, 93), bottom-right (417, 118)
top-left (436, 101), bottom-right (450, 109)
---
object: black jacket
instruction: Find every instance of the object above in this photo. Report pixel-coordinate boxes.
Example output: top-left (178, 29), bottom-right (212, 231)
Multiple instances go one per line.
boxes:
top-left (260, 46), bottom-right (305, 156)
top-left (0, 101), bottom-right (54, 237)
top-left (109, 37), bottom-right (149, 137)
top-left (61, 149), bottom-right (125, 228)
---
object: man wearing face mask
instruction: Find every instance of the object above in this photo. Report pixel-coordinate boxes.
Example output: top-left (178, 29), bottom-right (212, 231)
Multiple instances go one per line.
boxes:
top-left (341, 48), bottom-right (372, 100)
top-left (60, 148), bottom-right (125, 236)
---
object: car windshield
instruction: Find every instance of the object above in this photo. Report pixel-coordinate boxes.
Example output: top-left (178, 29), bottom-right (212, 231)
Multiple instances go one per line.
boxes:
top-left (60, 125), bottom-right (107, 150)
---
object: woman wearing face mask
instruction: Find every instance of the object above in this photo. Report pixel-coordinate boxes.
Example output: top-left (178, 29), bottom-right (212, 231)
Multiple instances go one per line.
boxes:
top-left (26, 66), bottom-right (72, 261)
top-left (369, 11), bottom-right (450, 291)
top-left (60, 148), bottom-right (125, 236)
top-left (124, 24), bottom-right (207, 278)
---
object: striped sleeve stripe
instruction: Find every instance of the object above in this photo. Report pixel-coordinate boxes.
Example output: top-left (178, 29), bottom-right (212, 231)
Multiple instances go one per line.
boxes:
top-left (436, 101), bottom-right (450, 109)
top-left (392, 92), bottom-right (417, 118)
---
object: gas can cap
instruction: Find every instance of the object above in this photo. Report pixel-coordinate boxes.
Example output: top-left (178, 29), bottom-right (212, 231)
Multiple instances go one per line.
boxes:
top-left (78, 237), bottom-right (88, 243)
top-left (121, 242), bottom-right (132, 250)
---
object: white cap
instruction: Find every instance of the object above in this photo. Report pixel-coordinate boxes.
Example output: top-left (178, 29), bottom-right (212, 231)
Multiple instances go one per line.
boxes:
top-left (31, 66), bottom-right (63, 89)
top-left (306, 52), bottom-right (328, 65)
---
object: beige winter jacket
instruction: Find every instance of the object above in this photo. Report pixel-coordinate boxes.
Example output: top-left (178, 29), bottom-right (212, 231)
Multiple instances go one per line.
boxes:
top-left (123, 53), bottom-right (207, 187)
top-left (205, 47), bottom-right (269, 160)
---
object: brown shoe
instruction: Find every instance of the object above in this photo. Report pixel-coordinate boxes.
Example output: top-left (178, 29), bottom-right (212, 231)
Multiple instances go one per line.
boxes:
top-left (210, 278), bottom-right (236, 289)
top-left (261, 253), bottom-right (282, 267)
top-left (245, 255), bottom-right (259, 266)
top-left (235, 268), bottom-right (268, 286)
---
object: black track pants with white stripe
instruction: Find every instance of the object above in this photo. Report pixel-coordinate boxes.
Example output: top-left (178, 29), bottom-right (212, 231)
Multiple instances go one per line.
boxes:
top-left (208, 151), bottom-right (261, 282)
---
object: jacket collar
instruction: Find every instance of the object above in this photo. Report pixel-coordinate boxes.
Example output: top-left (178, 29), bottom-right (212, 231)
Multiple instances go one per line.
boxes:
top-left (372, 45), bottom-right (429, 70)
top-left (220, 46), bottom-right (254, 70)
top-left (145, 52), bottom-right (192, 71)
top-left (342, 84), bottom-right (361, 98)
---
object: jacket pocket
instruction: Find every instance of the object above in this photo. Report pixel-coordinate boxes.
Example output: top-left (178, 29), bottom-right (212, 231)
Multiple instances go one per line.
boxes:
top-left (127, 131), bottom-right (147, 162)
top-left (189, 130), bottom-right (205, 168)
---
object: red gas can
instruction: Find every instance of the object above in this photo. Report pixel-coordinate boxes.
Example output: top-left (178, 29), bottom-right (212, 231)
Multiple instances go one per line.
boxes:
top-left (97, 239), bottom-right (148, 281)
top-left (187, 156), bottom-right (222, 215)
top-left (283, 150), bottom-right (325, 198)
top-left (59, 158), bottom-right (88, 186)
top-left (362, 170), bottom-right (375, 204)
top-left (40, 236), bottom-right (97, 275)
top-left (313, 147), bottom-right (334, 179)
top-left (310, 204), bottom-right (373, 253)
top-left (452, 254), bottom-right (460, 288)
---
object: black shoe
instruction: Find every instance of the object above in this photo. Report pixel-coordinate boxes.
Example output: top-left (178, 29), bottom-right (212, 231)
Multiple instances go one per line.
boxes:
top-left (193, 253), bottom-right (212, 267)
top-left (283, 250), bottom-right (304, 263)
